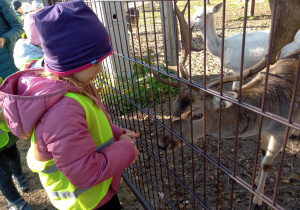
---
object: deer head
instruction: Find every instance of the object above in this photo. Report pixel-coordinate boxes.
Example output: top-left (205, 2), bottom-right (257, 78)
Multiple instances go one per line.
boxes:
top-left (191, 2), bottom-right (223, 31)
top-left (158, 84), bottom-right (237, 152)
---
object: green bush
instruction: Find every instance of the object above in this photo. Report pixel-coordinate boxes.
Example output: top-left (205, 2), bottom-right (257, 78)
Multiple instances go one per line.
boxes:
top-left (100, 50), bottom-right (178, 114)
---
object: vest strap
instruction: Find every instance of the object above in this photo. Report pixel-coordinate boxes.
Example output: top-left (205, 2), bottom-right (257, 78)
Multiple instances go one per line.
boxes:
top-left (41, 137), bottom-right (113, 174)
top-left (48, 187), bottom-right (91, 199)
top-left (96, 137), bottom-right (113, 152)
top-left (41, 164), bottom-right (59, 174)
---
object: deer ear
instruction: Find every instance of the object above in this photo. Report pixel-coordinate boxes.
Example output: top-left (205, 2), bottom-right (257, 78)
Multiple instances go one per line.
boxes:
top-left (210, 91), bottom-right (238, 110)
top-left (213, 2), bottom-right (223, 14)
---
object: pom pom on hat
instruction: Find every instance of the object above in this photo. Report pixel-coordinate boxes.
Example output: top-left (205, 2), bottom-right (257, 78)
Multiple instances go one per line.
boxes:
top-left (11, 0), bottom-right (22, 11)
top-left (33, 0), bottom-right (113, 76)
top-left (24, 12), bottom-right (40, 45)
top-left (32, 1), bottom-right (43, 11)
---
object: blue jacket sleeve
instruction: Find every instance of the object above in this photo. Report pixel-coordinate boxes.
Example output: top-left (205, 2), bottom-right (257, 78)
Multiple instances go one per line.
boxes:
top-left (0, 0), bottom-right (24, 45)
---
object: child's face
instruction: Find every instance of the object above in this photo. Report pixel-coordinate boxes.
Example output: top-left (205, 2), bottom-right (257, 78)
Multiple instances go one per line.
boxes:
top-left (17, 7), bottom-right (23, 13)
top-left (73, 63), bottom-right (103, 86)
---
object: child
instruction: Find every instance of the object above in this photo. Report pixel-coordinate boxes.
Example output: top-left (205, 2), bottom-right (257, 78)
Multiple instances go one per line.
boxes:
top-left (21, 3), bottom-right (33, 16)
top-left (31, 1), bottom-right (43, 12)
top-left (14, 12), bottom-right (44, 70)
top-left (0, 0), bottom-right (139, 209)
top-left (11, 0), bottom-right (23, 19)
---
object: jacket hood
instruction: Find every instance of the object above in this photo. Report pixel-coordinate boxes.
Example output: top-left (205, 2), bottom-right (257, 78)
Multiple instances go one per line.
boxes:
top-left (24, 12), bottom-right (41, 46)
top-left (0, 69), bottom-right (78, 139)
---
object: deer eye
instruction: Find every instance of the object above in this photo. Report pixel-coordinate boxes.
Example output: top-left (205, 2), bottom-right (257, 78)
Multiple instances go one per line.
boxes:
top-left (193, 114), bottom-right (203, 120)
top-left (197, 15), bottom-right (202, 19)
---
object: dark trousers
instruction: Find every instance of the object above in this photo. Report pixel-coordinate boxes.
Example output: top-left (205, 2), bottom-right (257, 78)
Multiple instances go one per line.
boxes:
top-left (0, 143), bottom-right (22, 203)
top-left (95, 194), bottom-right (121, 210)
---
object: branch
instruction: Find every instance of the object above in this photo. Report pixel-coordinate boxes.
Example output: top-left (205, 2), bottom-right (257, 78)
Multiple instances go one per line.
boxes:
top-left (207, 56), bottom-right (268, 89)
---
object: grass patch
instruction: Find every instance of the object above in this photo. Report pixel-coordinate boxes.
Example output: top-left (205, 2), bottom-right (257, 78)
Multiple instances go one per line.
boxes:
top-left (99, 50), bottom-right (178, 114)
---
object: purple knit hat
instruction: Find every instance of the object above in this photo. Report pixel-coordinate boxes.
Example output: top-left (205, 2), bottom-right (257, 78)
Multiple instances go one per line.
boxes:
top-left (34, 0), bottom-right (113, 76)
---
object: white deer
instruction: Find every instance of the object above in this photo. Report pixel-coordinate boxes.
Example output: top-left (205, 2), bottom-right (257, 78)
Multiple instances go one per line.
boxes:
top-left (191, 2), bottom-right (270, 90)
top-left (279, 29), bottom-right (300, 59)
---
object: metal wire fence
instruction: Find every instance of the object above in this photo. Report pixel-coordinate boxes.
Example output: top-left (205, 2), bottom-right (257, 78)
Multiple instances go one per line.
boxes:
top-left (46, 0), bottom-right (299, 209)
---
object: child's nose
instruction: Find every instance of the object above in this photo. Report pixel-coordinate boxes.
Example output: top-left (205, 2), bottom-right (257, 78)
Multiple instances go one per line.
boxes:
top-left (97, 64), bottom-right (103, 73)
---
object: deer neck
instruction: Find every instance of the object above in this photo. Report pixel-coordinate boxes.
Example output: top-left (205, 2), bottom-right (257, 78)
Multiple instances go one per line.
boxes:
top-left (201, 17), bottom-right (222, 58)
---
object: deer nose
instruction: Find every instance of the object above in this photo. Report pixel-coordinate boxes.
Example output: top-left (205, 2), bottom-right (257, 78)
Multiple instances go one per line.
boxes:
top-left (158, 143), bottom-right (169, 151)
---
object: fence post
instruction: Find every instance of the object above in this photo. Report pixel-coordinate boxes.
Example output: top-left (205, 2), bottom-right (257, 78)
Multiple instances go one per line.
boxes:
top-left (159, 1), bottom-right (177, 66)
top-left (89, 0), bottom-right (132, 84)
top-left (42, 0), bottom-right (52, 6)
top-left (250, 0), bottom-right (255, 16)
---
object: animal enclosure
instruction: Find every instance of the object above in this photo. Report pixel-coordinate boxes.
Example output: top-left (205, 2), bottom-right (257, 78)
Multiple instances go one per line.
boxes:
top-left (47, 0), bottom-right (299, 209)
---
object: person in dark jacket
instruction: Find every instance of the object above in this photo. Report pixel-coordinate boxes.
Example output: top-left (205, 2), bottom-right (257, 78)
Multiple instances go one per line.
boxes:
top-left (0, 0), bottom-right (23, 78)
top-left (11, 0), bottom-right (23, 19)
top-left (0, 1), bottom-right (32, 210)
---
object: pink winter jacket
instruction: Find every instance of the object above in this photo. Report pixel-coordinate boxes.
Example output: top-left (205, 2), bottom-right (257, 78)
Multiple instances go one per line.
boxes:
top-left (0, 68), bottom-right (136, 209)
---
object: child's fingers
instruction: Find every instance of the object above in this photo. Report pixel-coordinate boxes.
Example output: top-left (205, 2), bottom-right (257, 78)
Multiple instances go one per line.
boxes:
top-left (125, 129), bottom-right (139, 134)
top-left (127, 133), bottom-right (140, 138)
top-left (96, 86), bottom-right (103, 92)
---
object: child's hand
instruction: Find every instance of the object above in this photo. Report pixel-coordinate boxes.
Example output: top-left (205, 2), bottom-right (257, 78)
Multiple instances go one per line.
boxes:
top-left (119, 133), bottom-right (134, 143)
top-left (96, 86), bottom-right (103, 92)
top-left (119, 133), bottom-right (140, 164)
top-left (125, 129), bottom-right (140, 140)
top-left (131, 145), bottom-right (139, 165)
top-left (0, 37), bottom-right (6, 48)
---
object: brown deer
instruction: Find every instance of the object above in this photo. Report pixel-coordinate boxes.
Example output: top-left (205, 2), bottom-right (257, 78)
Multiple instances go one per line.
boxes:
top-left (153, 1), bottom-right (300, 209)
top-left (157, 49), bottom-right (300, 208)
top-left (126, 7), bottom-right (139, 33)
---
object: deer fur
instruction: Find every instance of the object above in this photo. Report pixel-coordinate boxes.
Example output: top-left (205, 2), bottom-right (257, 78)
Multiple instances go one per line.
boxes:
top-left (158, 49), bottom-right (300, 208)
top-left (192, 2), bottom-right (270, 90)
top-left (279, 29), bottom-right (300, 59)
top-left (126, 7), bottom-right (139, 33)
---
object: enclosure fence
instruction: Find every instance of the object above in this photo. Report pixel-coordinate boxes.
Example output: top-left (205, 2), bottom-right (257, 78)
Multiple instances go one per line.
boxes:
top-left (45, 0), bottom-right (299, 209)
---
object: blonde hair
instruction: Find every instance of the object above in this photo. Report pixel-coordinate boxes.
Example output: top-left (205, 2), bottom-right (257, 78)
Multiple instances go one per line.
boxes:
top-left (37, 70), bottom-right (101, 108)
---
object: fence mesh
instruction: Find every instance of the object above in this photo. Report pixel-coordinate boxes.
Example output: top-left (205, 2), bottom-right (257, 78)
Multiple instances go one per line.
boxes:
top-left (49, 0), bottom-right (299, 209)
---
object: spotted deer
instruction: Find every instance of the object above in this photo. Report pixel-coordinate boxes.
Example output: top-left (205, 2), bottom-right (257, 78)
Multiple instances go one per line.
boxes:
top-left (153, 1), bottom-right (300, 208)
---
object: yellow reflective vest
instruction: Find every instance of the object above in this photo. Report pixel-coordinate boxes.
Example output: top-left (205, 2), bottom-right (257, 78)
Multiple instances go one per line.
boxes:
top-left (0, 119), bottom-right (10, 148)
top-left (27, 92), bottom-right (113, 210)
top-left (0, 77), bottom-right (10, 149)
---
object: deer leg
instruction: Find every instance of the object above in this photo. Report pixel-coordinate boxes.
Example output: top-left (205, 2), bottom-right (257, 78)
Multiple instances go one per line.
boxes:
top-left (289, 129), bottom-right (300, 139)
top-left (253, 135), bottom-right (282, 207)
top-left (127, 23), bottom-right (132, 33)
top-left (135, 16), bottom-right (139, 33)
top-left (255, 134), bottom-right (270, 186)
